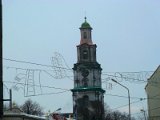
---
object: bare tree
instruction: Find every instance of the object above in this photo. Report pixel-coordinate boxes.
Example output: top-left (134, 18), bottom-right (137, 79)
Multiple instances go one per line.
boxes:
top-left (20, 99), bottom-right (43, 116)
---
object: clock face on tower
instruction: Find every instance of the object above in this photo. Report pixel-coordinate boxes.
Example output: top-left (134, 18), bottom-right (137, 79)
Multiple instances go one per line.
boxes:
top-left (81, 69), bottom-right (89, 77)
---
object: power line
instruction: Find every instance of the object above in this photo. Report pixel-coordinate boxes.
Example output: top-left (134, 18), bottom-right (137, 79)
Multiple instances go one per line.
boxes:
top-left (102, 71), bottom-right (153, 74)
top-left (131, 111), bottom-right (143, 116)
top-left (4, 65), bottom-right (152, 83)
top-left (4, 65), bottom-right (158, 86)
top-left (4, 65), bottom-right (159, 92)
top-left (4, 58), bottom-right (154, 74)
top-left (4, 58), bottom-right (155, 83)
top-left (4, 81), bottom-right (71, 97)
top-left (4, 65), bottom-right (159, 94)
top-left (112, 99), bottom-right (145, 110)
top-left (105, 93), bottom-right (146, 100)
top-left (102, 74), bottom-right (160, 90)
top-left (4, 80), bottom-right (70, 91)
top-left (102, 73), bottom-right (147, 83)
top-left (4, 65), bottom-right (148, 82)
top-left (3, 58), bottom-right (72, 70)
top-left (4, 65), bottom-right (51, 71)
top-left (111, 93), bottom-right (160, 111)
top-left (106, 93), bottom-right (160, 100)
top-left (131, 106), bottom-right (160, 116)
top-left (24, 90), bottom-right (70, 97)
top-left (3, 65), bottom-right (73, 78)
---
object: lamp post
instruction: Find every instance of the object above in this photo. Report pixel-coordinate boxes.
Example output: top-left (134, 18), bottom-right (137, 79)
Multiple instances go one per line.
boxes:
top-left (111, 79), bottom-right (131, 120)
top-left (54, 108), bottom-right (62, 113)
top-left (140, 109), bottom-right (147, 120)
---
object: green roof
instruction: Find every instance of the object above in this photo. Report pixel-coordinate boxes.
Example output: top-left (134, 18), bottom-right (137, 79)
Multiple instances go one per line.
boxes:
top-left (80, 17), bottom-right (92, 29)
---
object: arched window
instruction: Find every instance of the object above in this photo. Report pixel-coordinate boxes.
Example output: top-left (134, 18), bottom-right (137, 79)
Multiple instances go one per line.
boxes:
top-left (75, 80), bottom-right (80, 87)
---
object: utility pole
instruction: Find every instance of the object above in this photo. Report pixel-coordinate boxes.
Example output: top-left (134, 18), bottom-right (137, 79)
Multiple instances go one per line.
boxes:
top-left (111, 79), bottom-right (131, 120)
top-left (9, 89), bottom-right (12, 110)
top-left (3, 89), bottom-right (12, 110)
top-left (140, 109), bottom-right (147, 120)
top-left (0, 0), bottom-right (3, 119)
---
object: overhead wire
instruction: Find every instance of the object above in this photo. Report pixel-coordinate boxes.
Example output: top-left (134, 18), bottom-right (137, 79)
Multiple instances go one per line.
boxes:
top-left (4, 65), bottom-right (73, 78)
top-left (102, 73), bottom-right (160, 89)
top-left (6, 80), bottom-right (159, 100)
top-left (5, 64), bottom-right (158, 89)
top-left (111, 93), bottom-right (160, 111)
top-left (105, 93), bottom-right (160, 100)
top-left (4, 58), bottom-right (153, 77)
top-left (3, 58), bottom-right (72, 71)
top-left (102, 73), bottom-right (147, 83)
top-left (111, 99), bottom-right (145, 111)
top-left (105, 93), bottom-right (146, 100)
top-left (4, 64), bottom-right (159, 97)
top-left (24, 90), bottom-right (70, 97)
top-left (4, 58), bottom-right (159, 99)
top-left (131, 106), bottom-right (160, 116)
top-left (3, 57), bottom-right (159, 117)
top-left (4, 65), bottom-right (152, 83)
top-left (4, 80), bottom-right (70, 91)
top-left (4, 58), bottom-right (153, 75)
top-left (4, 80), bottom-right (71, 97)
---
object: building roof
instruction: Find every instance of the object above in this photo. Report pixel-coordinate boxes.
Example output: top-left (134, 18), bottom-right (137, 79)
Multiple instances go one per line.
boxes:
top-left (145, 65), bottom-right (160, 89)
top-left (80, 17), bottom-right (92, 29)
top-left (4, 108), bottom-right (46, 120)
top-left (4, 112), bottom-right (46, 120)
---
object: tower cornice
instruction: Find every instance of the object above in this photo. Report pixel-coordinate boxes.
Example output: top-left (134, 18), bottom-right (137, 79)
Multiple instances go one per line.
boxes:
top-left (71, 87), bottom-right (105, 93)
top-left (73, 62), bottom-right (102, 71)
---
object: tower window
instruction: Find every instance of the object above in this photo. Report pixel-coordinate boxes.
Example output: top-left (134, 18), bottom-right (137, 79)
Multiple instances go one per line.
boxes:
top-left (83, 32), bottom-right (87, 39)
top-left (75, 80), bottom-right (80, 87)
top-left (83, 50), bottom-right (88, 59)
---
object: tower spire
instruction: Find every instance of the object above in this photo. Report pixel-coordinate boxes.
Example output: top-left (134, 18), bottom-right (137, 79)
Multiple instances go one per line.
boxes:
top-left (84, 16), bottom-right (87, 22)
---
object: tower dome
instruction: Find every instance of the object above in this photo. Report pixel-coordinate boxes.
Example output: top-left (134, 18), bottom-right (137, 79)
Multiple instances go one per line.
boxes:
top-left (80, 17), bottom-right (92, 29)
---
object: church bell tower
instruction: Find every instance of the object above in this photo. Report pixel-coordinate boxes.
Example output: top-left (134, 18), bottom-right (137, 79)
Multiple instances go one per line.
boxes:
top-left (71, 17), bottom-right (105, 120)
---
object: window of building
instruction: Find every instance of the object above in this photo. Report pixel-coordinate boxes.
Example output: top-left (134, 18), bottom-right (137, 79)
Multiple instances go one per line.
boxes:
top-left (83, 50), bottom-right (88, 59)
top-left (83, 32), bottom-right (87, 39)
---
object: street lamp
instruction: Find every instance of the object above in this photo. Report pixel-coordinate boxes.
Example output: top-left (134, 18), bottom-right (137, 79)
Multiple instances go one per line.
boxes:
top-left (54, 108), bottom-right (62, 113)
top-left (111, 79), bottom-right (131, 120)
top-left (140, 109), bottom-right (147, 120)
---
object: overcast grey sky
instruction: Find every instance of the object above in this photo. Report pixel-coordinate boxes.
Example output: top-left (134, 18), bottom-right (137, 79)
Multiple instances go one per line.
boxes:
top-left (2, 0), bottom-right (160, 118)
